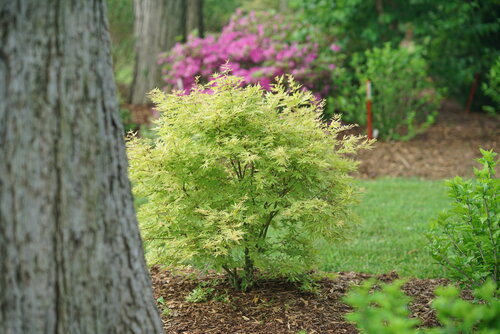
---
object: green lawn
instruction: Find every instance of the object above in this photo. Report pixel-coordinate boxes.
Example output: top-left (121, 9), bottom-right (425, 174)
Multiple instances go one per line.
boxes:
top-left (319, 178), bottom-right (452, 278)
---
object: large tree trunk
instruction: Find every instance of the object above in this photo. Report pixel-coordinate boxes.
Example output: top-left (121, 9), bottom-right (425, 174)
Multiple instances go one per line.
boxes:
top-left (186, 0), bottom-right (204, 38)
top-left (0, 1), bottom-right (163, 333)
top-left (129, 0), bottom-right (185, 105)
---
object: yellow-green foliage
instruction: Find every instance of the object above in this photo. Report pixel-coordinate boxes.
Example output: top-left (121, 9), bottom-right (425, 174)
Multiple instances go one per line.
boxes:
top-left (127, 72), bottom-right (370, 289)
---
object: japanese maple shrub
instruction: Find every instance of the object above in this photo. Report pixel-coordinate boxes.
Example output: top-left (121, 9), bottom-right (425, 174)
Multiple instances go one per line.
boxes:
top-left (127, 72), bottom-right (370, 290)
top-left (428, 149), bottom-right (499, 286)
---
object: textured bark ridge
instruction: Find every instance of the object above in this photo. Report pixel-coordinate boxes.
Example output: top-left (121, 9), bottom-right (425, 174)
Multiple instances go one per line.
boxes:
top-left (0, 1), bottom-right (163, 333)
top-left (129, 0), bottom-right (185, 105)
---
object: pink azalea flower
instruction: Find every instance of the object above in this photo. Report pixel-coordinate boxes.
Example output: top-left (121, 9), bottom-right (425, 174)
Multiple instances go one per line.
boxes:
top-left (329, 44), bottom-right (341, 52)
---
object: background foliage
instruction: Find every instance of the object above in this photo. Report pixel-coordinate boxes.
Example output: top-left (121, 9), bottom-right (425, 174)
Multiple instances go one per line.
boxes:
top-left (291, 0), bottom-right (500, 107)
top-left (482, 55), bottom-right (500, 114)
top-left (334, 43), bottom-right (440, 140)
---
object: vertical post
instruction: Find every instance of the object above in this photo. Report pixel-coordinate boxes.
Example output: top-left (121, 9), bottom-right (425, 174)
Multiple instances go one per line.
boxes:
top-left (366, 79), bottom-right (373, 140)
top-left (465, 73), bottom-right (480, 113)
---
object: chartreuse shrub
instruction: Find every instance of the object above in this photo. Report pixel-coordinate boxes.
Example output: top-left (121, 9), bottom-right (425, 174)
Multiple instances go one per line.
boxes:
top-left (337, 44), bottom-right (441, 141)
top-left (127, 72), bottom-right (370, 290)
top-left (345, 279), bottom-right (500, 333)
top-left (428, 149), bottom-right (499, 286)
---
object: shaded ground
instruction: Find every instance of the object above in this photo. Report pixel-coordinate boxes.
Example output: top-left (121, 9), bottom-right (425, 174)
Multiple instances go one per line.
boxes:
top-left (151, 267), bottom-right (460, 334)
top-left (355, 100), bottom-right (499, 179)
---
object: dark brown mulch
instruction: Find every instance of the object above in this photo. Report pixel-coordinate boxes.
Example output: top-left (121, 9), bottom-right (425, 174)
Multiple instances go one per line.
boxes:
top-left (151, 267), bottom-right (460, 334)
top-left (354, 100), bottom-right (500, 179)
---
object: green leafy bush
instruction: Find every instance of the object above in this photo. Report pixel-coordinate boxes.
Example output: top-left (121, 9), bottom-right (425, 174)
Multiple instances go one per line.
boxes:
top-left (428, 149), bottom-right (499, 286)
top-left (344, 279), bottom-right (419, 334)
top-left (482, 56), bottom-right (500, 115)
top-left (345, 279), bottom-right (500, 334)
top-left (431, 282), bottom-right (500, 333)
top-left (337, 44), bottom-right (441, 141)
top-left (127, 72), bottom-right (370, 290)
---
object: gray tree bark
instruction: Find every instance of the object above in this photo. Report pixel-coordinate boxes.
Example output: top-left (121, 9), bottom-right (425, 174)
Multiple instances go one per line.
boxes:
top-left (0, 1), bottom-right (163, 333)
top-left (129, 0), bottom-right (185, 105)
top-left (186, 0), bottom-right (204, 38)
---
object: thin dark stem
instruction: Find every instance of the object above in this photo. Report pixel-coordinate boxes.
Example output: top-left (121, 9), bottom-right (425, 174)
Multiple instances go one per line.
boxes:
top-left (222, 265), bottom-right (240, 290)
top-left (260, 210), bottom-right (278, 240)
top-left (243, 247), bottom-right (254, 290)
top-left (237, 160), bottom-right (243, 179)
top-left (229, 158), bottom-right (242, 179)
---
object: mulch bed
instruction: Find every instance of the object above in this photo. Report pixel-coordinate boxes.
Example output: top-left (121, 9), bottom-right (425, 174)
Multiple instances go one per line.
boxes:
top-left (142, 101), bottom-right (497, 333)
top-left (151, 267), bottom-right (458, 333)
top-left (354, 100), bottom-right (499, 179)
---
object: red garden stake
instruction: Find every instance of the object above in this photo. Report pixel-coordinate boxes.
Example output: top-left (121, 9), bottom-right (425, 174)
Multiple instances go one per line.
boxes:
top-left (465, 73), bottom-right (480, 113)
top-left (366, 80), bottom-right (373, 140)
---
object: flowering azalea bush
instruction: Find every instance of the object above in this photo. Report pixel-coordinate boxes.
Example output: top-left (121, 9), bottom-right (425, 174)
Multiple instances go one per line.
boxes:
top-left (159, 10), bottom-right (341, 100)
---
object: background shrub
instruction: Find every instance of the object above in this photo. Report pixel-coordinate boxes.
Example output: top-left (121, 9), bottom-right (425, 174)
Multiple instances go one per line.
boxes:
top-left (482, 56), bottom-right (500, 115)
top-left (335, 44), bottom-right (441, 141)
top-left (291, 0), bottom-right (500, 108)
top-left (159, 10), bottom-right (340, 102)
top-left (127, 72), bottom-right (370, 290)
top-left (428, 149), bottom-right (499, 286)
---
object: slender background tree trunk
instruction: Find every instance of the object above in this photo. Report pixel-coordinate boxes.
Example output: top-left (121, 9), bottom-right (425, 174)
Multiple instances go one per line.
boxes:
top-left (0, 1), bottom-right (163, 332)
top-left (129, 0), bottom-right (185, 104)
top-left (186, 0), bottom-right (204, 37)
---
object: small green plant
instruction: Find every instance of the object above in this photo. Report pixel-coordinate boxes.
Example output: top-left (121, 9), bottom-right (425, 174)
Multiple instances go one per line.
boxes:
top-left (337, 44), bottom-right (441, 140)
top-left (344, 279), bottom-right (420, 333)
top-left (127, 71), bottom-right (370, 290)
top-left (427, 149), bottom-right (499, 286)
top-left (431, 281), bottom-right (500, 333)
top-left (185, 286), bottom-right (215, 303)
top-left (298, 275), bottom-right (321, 295)
top-left (345, 279), bottom-right (500, 334)
top-left (482, 56), bottom-right (500, 115)
top-left (212, 290), bottom-right (231, 303)
top-left (156, 296), bottom-right (172, 316)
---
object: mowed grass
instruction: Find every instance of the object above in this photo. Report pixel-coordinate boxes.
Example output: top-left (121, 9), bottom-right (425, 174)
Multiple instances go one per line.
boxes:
top-left (319, 178), bottom-right (452, 278)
